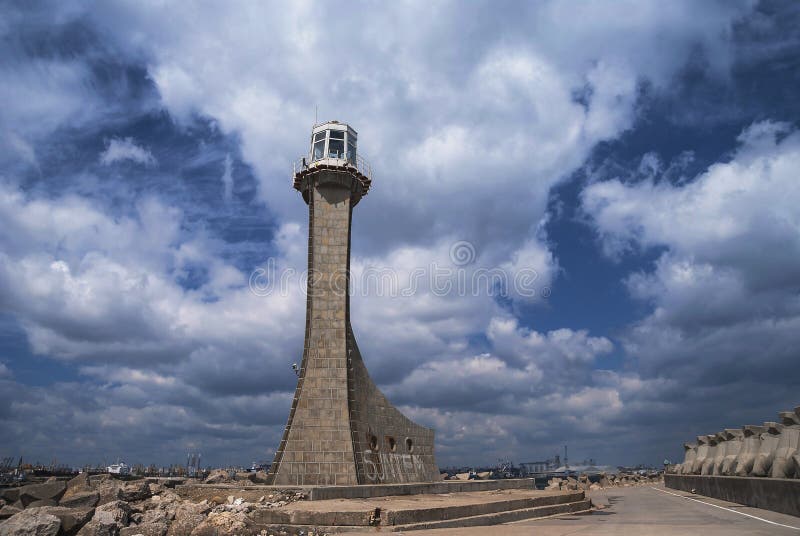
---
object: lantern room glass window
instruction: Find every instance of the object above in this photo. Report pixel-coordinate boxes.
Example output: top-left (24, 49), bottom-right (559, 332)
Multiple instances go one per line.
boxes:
top-left (312, 131), bottom-right (326, 160)
top-left (328, 130), bottom-right (345, 158)
top-left (347, 136), bottom-right (356, 163)
top-left (310, 127), bottom-right (357, 163)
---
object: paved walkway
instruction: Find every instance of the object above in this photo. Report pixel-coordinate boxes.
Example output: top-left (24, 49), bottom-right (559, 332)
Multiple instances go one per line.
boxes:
top-left (404, 484), bottom-right (800, 535)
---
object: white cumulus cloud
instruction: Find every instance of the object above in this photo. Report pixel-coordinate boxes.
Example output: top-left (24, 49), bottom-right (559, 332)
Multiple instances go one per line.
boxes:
top-left (99, 137), bottom-right (156, 167)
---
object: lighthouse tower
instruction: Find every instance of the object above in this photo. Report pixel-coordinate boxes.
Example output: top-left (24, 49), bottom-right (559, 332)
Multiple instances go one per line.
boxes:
top-left (267, 121), bottom-right (439, 486)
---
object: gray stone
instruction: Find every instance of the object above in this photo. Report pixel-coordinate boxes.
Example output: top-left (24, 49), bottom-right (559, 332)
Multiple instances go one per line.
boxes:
top-left (92, 501), bottom-right (131, 526)
top-left (75, 500), bottom-right (132, 536)
top-left (25, 501), bottom-right (57, 509)
top-left (62, 475), bottom-right (91, 500)
top-left (60, 492), bottom-right (100, 510)
top-left (139, 510), bottom-right (169, 525)
top-left (164, 503), bottom-right (208, 536)
top-left (18, 482), bottom-right (67, 507)
top-left (189, 512), bottom-right (253, 536)
top-left (24, 506), bottom-right (94, 535)
top-left (119, 523), bottom-right (167, 536)
top-left (0, 506), bottom-right (22, 520)
top-left (118, 482), bottom-right (150, 503)
top-left (251, 471), bottom-right (269, 484)
top-left (75, 523), bottom-right (118, 536)
top-left (234, 472), bottom-right (255, 483)
top-left (202, 470), bottom-right (230, 485)
top-left (164, 513), bottom-right (204, 536)
top-left (0, 490), bottom-right (20, 504)
top-left (0, 508), bottom-right (61, 536)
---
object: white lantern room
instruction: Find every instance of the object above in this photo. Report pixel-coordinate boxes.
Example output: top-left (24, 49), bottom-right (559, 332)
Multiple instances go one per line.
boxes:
top-left (309, 121), bottom-right (357, 164)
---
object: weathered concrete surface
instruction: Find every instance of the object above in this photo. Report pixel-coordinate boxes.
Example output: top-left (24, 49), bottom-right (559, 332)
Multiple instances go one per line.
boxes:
top-left (734, 425), bottom-right (765, 476)
top-left (409, 485), bottom-right (800, 536)
top-left (719, 429), bottom-right (743, 475)
top-left (250, 489), bottom-right (588, 531)
top-left (268, 166), bottom-right (438, 486)
top-left (751, 422), bottom-right (783, 476)
top-left (677, 442), bottom-right (697, 475)
top-left (770, 410), bottom-right (800, 478)
top-left (665, 474), bottom-right (800, 517)
top-left (176, 477), bottom-right (537, 502)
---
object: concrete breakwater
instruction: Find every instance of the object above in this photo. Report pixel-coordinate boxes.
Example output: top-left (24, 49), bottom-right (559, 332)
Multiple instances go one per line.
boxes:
top-left (671, 405), bottom-right (800, 479)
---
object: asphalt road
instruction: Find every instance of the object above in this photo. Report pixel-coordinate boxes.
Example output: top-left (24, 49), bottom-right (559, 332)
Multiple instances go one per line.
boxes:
top-left (406, 484), bottom-right (800, 535)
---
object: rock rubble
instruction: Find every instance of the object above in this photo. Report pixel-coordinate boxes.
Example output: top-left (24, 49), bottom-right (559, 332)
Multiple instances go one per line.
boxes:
top-left (1, 477), bottom-right (308, 536)
top-left (546, 472), bottom-right (662, 492)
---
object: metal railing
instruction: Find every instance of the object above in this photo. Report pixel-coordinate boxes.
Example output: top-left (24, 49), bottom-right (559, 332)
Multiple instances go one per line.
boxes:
top-left (292, 153), bottom-right (373, 183)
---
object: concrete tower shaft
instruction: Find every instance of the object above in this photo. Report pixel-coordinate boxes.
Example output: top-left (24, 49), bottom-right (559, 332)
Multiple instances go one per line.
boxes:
top-left (267, 122), bottom-right (439, 486)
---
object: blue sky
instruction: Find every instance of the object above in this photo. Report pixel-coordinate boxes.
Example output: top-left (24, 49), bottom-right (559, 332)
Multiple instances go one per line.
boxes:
top-left (1, 0), bottom-right (799, 469)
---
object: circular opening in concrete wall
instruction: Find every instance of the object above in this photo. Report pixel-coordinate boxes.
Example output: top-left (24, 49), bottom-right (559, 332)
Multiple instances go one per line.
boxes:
top-left (369, 434), bottom-right (378, 451)
top-left (406, 437), bottom-right (414, 453)
top-left (387, 436), bottom-right (396, 452)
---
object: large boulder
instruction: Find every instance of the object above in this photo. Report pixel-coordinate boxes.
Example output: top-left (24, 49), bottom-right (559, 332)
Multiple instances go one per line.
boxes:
top-left (251, 471), bottom-right (269, 484)
top-left (118, 483), bottom-right (150, 504)
top-left (164, 503), bottom-right (208, 536)
top-left (25, 501), bottom-right (57, 509)
top-left (0, 490), bottom-right (20, 505)
top-left (24, 507), bottom-right (94, 536)
top-left (18, 482), bottom-right (67, 507)
top-left (91, 501), bottom-right (131, 526)
top-left (119, 523), bottom-right (167, 536)
top-left (234, 473), bottom-right (255, 483)
top-left (0, 506), bottom-right (22, 520)
top-left (60, 492), bottom-right (100, 510)
top-left (76, 501), bottom-right (132, 536)
top-left (139, 510), bottom-right (170, 526)
top-left (62, 475), bottom-right (91, 500)
top-left (189, 512), bottom-right (253, 536)
top-left (86, 479), bottom-right (147, 506)
top-left (202, 471), bottom-right (230, 485)
top-left (0, 508), bottom-right (61, 536)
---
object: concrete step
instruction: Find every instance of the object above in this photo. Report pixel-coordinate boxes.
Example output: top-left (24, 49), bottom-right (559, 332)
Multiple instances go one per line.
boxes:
top-left (389, 498), bottom-right (592, 531)
top-left (253, 490), bottom-right (584, 526)
top-left (385, 491), bottom-right (585, 525)
top-left (252, 490), bottom-right (591, 533)
top-left (255, 499), bottom-right (592, 534)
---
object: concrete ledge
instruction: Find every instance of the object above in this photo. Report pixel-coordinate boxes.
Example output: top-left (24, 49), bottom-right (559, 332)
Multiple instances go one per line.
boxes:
top-left (252, 490), bottom-right (590, 532)
top-left (665, 474), bottom-right (800, 517)
top-left (390, 499), bottom-right (592, 531)
top-left (176, 478), bottom-right (538, 502)
top-left (251, 489), bottom-right (583, 526)
top-left (307, 478), bottom-right (537, 500)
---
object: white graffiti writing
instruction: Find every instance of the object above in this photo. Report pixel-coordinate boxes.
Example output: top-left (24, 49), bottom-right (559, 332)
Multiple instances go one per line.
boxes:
top-left (361, 449), bottom-right (426, 483)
